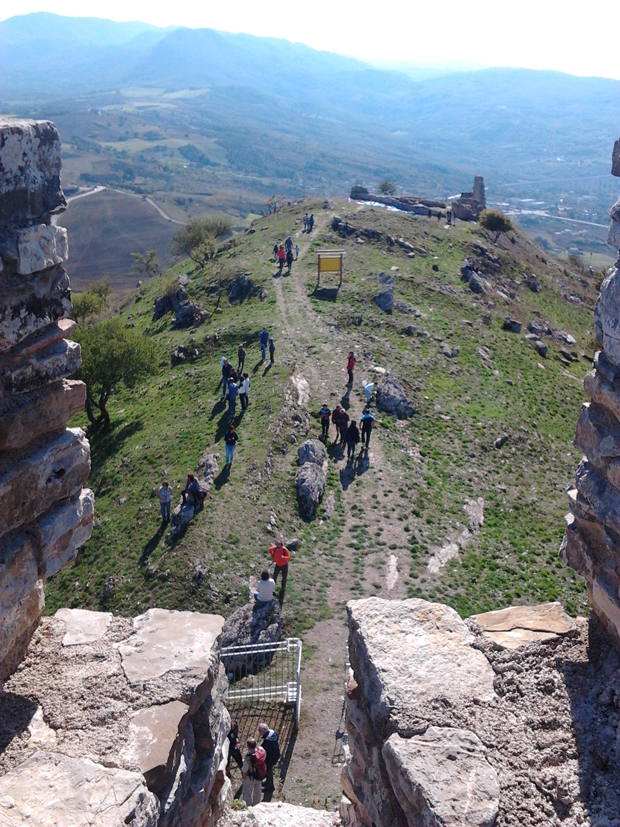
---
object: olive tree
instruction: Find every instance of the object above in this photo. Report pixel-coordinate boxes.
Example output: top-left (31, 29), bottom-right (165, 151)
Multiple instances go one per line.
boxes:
top-left (479, 209), bottom-right (514, 243)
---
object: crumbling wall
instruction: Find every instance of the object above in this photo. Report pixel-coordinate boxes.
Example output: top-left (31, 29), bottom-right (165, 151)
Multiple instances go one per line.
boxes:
top-left (0, 118), bottom-right (94, 680)
top-left (561, 136), bottom-right (620, 647)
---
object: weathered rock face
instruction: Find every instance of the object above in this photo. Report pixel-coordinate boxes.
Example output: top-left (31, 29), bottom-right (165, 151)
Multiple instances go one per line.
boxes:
top-left (342, 597), bottom-right (620, 827)
top-left (295, 439), bottom-right (327, 518)
top-left (221, 802), bottom-right (341, 826)
top-left (0, 608), bottom-right (231, 827)
top-left (0, 118), bottom-right (92, 679)
top-left (375, 372), bottom-right (415, 419)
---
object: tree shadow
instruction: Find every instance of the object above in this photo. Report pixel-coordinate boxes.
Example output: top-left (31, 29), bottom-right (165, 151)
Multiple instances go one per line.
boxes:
top-left (214, 462), bottom-right (231, 490)
top-left (140, 523), bottom-right (166, 565)
top-left (90, 419), bottom-right (144, 474)
top-left (313, 286), bottom-right (340, 302)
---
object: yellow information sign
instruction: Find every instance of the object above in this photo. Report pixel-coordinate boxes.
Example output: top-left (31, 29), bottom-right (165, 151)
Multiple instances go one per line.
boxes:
top-left (316, 250), bottom-right (344, 289)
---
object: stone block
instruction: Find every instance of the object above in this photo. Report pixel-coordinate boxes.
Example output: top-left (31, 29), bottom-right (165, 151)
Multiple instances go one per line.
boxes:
top-left (0, 751), bottom-right (159, 827)
top-left (0, 223), bottom-right (68, 275)
top-left (472, 601), bottom-right (576, 649)
top-left (575, 458), bottom-right (620, 536)
top-left (33, 488), bottom-right (94, 578)
top-left (0, 265), bottom-right (71, 352)
top-left (2, 338), bottom-right (81, 396)
top-left (13, 317), bottom-right (76, 357)
top-left (55, 608), bottom-right (112, 646)
top-left (574, 401), bottom-right (620, 470)
top-left (0, 531), bottom-right (38, 614)
top-left (0, 119), bottom-right (65, 231)
top-left (224, 803), bottom-right (341, 826)
top-left (0, 378), bottom-right (86, 452)
top-left (599, 267), bottom-right (620, 366)
top-left (0, 580), bottom-right (44, 681)
top-left (383, 727), bottom-right (499, 827)
top-left (591, 575), bottom-right (620, 645)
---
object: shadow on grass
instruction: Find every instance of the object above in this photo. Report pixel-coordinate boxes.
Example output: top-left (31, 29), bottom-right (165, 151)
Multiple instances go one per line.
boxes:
top-left (339, 448), bottom-right (370, 489)
top-left (262, 363), bottom-right (273, 377)
top-left (327, 440), bottom-right (346, 463)
top-left (210, 397), bottom-right (226, 420)
top-left (214, 462), bottom-right (231, 490)
top-left (313, 286), bottom-right (340, 302)
top-left (252, 359), bottom-right (265, 374)
top-left (89, 419), bottom-right (144, 474)
top-left (140, 522), bottom-right (166, 564)
top-left (341, 387), bottom-right (351, 410)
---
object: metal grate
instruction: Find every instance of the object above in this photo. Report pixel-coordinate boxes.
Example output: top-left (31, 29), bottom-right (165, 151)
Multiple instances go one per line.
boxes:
top-left (221, 638), bottom-right (303, 725)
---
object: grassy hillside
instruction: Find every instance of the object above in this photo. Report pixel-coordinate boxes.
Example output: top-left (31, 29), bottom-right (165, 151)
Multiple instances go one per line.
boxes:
top-left (45, 201), bottom-right (594, 633)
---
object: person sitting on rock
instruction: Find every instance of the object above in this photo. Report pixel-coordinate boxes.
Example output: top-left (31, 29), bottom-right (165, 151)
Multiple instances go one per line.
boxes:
top-left (319, 403), bottom-right (331, 441)
top-left (182, 473), bottom-right (201, 505)
top-left (254, 569), bottom-right (276, 603)
top-left (269, 541), bottom-right (291, 606)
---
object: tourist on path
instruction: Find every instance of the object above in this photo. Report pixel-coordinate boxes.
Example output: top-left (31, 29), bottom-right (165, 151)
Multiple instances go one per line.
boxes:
top-left (346, 351), bottom-right (355, 386)
top-left (273, 243), bottom-right (278, 262)
top-left (237, 344), bottom-right (246, 375)
top-left (226, 721), bottom-right (243, 775)
top-left (277, 245), bottom-right (286, 273)
top-left (285, 236), bottom-right (293, 252)
top-left (295, 243), bottom-right (299, 260)
top-left (158, 481), bottom-right (172, 523)
top-left (345, 421), bottom-right (360, 462)
top-left (242, 738), bottom-right (266, 806)
top-left (225, 424), bottom-right (238, 465)
top-left (308, 214), bottom-right (314, 232)
top-left (360, 408), bottom-right (375, 449)
top-left (258, 723), bottom-right (281, 800)
top-left (303, 213), bottom-right (308, 231)
top-left (227, 377), bottom-right (238, 417)
top-left (269, 337), bottom-right (275, 364)
top-left (221, 357), bottom-right (232, 397)
top-left (254, 570), bottom-right (276, 603)
top-left (259, 327), bottom-right (269, 362)
top-left (269, 541), bottom-right (291, 606)
top-left (286, 247), bottom-right (294, 273)
top-left (363, 381), bottom-right (374, 405)
top-left (319, 403), bottom-right (331, 441)
top-left (239, 373), bottom-right (250, 411)
top-left (332, 404), bottom-right (349, 443)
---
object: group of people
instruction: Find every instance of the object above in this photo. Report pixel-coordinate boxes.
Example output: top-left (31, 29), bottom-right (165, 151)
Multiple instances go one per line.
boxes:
top-left (302, 213), bottom-right (314, 233)
top-left (319, 403), bottom-right (376, 462)
top-left (157, 472), bottom-right (208, 522)
top-left (273, 236), bottom-right (298, 274)
top-left (253, 541), bottom-right (291, 607)
top-left (227, 720), bottom-right (281, 805)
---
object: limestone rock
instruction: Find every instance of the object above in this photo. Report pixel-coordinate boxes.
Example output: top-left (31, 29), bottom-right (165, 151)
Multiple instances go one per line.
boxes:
top-left (0, 580), bottom-right (44, 681)
top-left (297, 438), bottom-right (327, 466)
top-left (0, 378), bottom-right (86, 452)
top-left (220, 599), bottom-right (282, 670)
top-left (373, 272), bottom-right (394, 313)
top-left (3, 337), bottom-right (81, 394)
top-left (55, 607), bottom-right (112, 646)
top-left (0, 223), bottom-right (68, 275)
top-left (383, 727), bottom-right (499, 827)
top-left (0, 427), bottom-right (90, 536)
top-left (295, 462), bottom-right (327, 518)
top-left (472, 602), bottom-right (576, 649)
top-left (0, 265), bottom-right (72, 352)
top-left (222, 802), bottom-right (341, 826)
top-left (376, 372), bottom-right (415, 419)
top-left (0, 120), bottom-right (65, 231)
top-left (33, 488), bottom-right (95, 578)
top-left (228, 274), bottom-right (255, 303)
top-left (0, 751), bottom-right (159, 827)
top-left (608, 200), bottom-right (620, 249)
top-left (598, 266), bottom-right (620, 366)
top-left (502, 317), bottom-right (522, 334)
top-left (347, 598), bottom-right (496, 736)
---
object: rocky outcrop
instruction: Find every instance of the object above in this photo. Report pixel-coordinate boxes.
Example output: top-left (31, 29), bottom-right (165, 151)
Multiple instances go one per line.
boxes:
top-left (562, 136), bottom-right (620, 648)
top-left (375, 372), bottom-right (415, 419)
top-left (0, 118), bottom-right (93, 679)
top-left (0, 608), bottom-right (231, 827)
top-left (342, 597), bottom-right (620, 827)
top-left (221, 802), bottom-right (341, 826)
top-left (295, 439), bottom-right (327, 519)
top-left (373, 272), bottom-right (394, 313)
top-left (220, 600), bottom-right (282, 679)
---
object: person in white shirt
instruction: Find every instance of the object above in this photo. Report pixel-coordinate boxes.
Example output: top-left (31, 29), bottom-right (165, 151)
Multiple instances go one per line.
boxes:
top-left (254, 570), bottom-right (275, 602)
top-left (158, 481), bottom-right (172, 524)
top-left (239, 373), bottom-right (250, 412)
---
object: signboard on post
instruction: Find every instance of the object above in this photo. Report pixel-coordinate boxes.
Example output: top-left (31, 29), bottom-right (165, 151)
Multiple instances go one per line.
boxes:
top-left (316, 250), bottom-right (344, 289)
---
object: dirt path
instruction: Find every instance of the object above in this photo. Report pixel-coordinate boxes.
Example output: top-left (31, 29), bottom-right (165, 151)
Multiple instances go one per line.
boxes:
top-left (270, 214), bottom-right (412, 806)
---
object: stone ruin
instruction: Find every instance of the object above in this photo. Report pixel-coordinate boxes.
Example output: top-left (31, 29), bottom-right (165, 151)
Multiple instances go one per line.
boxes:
top-left (451, 174), bottom-right (487, 221)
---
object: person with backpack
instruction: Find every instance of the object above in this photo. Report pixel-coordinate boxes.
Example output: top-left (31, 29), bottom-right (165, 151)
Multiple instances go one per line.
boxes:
top-left (308, 214), bottom-right (314, 232)
top-left (319, 403), bottom-right (331, 441)
top-left (269, 541), bottom-right (291, 606)
top-left (285, 236), bottom-right (293, 252)
top-left (346, 351), bottom-right (356, 386)
top-left (258, 723), bottom-right (281, 800)
top-left (345, 420), bottom-right (360, 462)
top-left (242, 738), bottom-right (266, 806)
top-left (259, 327), bottom-right (269, 362)
top-left (332, 405), bottom-right (349, 443)
top-left (360, 408), bottom-right (376, 450)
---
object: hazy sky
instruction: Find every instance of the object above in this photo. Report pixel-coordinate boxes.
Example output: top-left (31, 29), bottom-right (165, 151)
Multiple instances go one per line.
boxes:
top-left (4, 1), bottom-right (618, 79)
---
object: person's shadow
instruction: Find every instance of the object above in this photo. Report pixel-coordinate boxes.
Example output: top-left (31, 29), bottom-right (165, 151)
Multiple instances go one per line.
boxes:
top-left (355, 449), bottom-right (370, 476)
top-left (262, 363), bottom-right (273, 377)
top-left (341, 388), bottom-right (351, 410)
top-left (140, 523), bottom-right (166, 564)
top-left (210, 397), bottom-right (226, 420)
top-left (214, 463), bottom-right (231, 490)
top-left (252, 359), bottom-right (264, 374)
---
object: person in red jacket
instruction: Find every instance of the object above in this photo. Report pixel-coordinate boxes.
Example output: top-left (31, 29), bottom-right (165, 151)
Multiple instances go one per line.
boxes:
top-left (277, 245), bottom-right (286, 273)
top-left (346, 351), bottom-right (355, 386)
top-left (269, 541), bottom-right (291, 606)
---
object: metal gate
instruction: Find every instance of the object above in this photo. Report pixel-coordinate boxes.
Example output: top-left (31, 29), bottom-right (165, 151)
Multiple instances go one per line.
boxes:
top-left (220, 637), bottom-right (303, 725)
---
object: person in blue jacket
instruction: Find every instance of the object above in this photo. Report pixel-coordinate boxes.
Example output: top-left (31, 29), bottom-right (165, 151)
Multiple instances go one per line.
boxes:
top-left (259, 327), bottom-right (269, 362)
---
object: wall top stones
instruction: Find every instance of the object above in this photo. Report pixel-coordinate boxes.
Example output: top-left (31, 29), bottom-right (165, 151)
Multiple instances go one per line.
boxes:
top-left (0, 119), bottom-right (65, 232)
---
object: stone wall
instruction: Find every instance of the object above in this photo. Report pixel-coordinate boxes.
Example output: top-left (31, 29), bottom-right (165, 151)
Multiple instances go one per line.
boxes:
top-left (561, 136), bottom-right (620, 646)
top-left (0, 118), bottom-right (94, 680)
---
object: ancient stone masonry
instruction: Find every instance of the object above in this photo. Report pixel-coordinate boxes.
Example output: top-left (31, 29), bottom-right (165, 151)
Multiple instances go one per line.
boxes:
top-left (0, 119), bottom-right (93, 680)
top-left (562, 136), bottom-right (620, 647)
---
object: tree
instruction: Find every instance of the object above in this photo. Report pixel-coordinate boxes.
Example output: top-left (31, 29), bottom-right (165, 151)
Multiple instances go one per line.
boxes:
top-left (379, 179), bottom-right (397, 195)
top-left (170, 217), bottom-right (233, 267)
top-left (76, 319), bottom-right (157, 430)
top-left (131, 250), bottom-right (160, 277)
top-left (479, 209), bottom-right (514, 243)
top-left (72, 290), bottom-right (106, 325)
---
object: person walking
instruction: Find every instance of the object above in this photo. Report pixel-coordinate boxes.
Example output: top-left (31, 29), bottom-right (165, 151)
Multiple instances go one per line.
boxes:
top-left (237, 344), bottom-right (246, 375)
top-left (269, 337), bottom-right (275, 364)
top-left (259, 327), bottom-right (269, 362)
top-left (239, 373), bottom-right (250, 411)
top-left (346, 351), bottom-right (355, 386)
top-left (242, 738), bottom-right (266, 806)
top-left (277, 245), bottom-right (285, 273)
top-left (226, 721), bottom-right (243, 776)
top-left (345, 421), bottom-right (360, 462)
top-left (319, 403), bottom-right (331, 441)
top-left (360, 408), bottom-right (376, 450)
top-left (273, 243), bottom-right (278, 262)
top-left (221, 358), bottom-right (232, 398)
top-left (303, 213), bottom-right (308, 232)
top-left (333, 405), bottom-right (349, 443)
top-left (258, 723), bottom-right (281, 800)
top-left (295, 243), bottom-right (299, 260)
top-left (363, 381), bottom-right (374, 405)
top-left (308, 214), bottom-right (314, 232)
top-left (269, 541), bottom-right (291, 606)
top-left (227, 377), bottom-right (239, 417)
top-left (225, 424), bottom-right (238, 465)
top-left (286, 247), bottom-right (294, 273)
top-left (285, 236), bottom-right (293, 252)
top-left (158, 480), bottom-right (172, 524)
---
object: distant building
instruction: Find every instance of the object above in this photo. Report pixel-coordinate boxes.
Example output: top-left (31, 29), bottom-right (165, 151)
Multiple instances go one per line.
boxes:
top-left (451, 176), bottom-right (486, 221)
